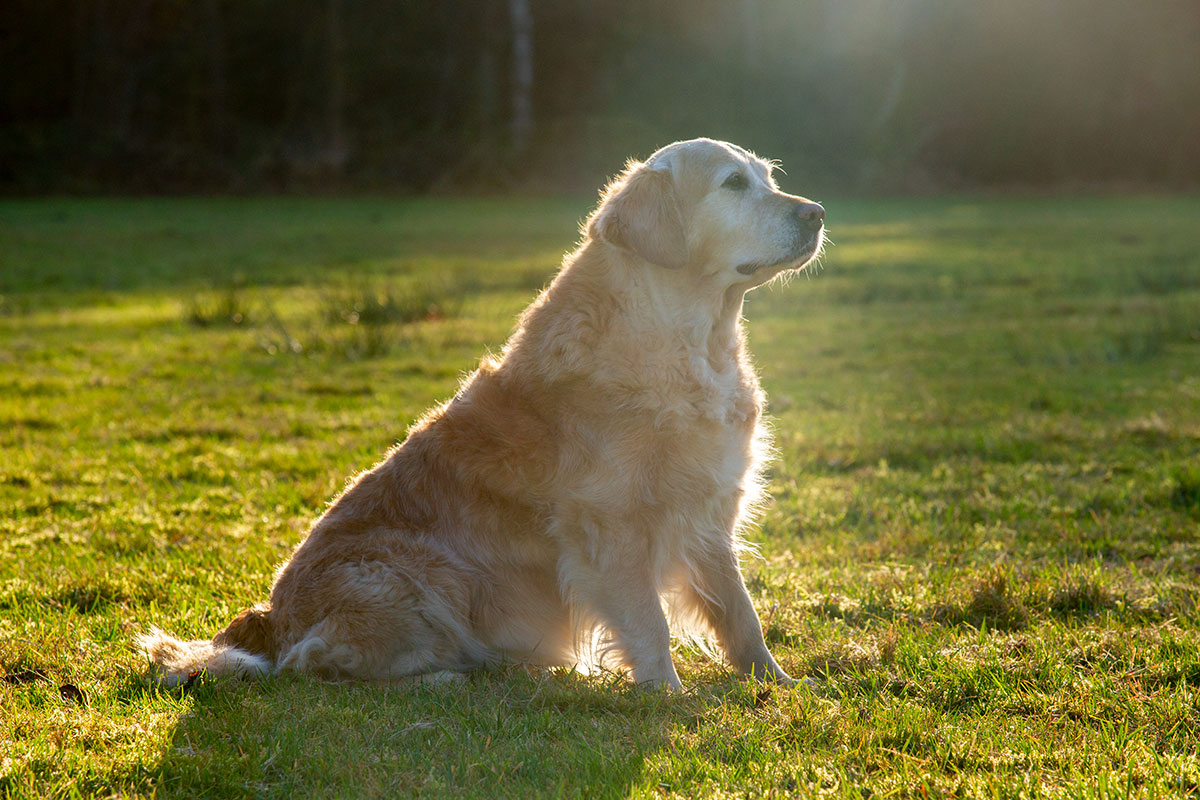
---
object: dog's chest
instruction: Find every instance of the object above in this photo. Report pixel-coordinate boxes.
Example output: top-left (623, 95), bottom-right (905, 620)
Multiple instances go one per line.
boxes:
top-left (685, 352), bottom-right (760, 426)
top-left (572, 360), bottom-right (761, 510)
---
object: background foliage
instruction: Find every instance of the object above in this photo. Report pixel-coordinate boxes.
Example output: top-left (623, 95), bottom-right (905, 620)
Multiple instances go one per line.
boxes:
top-left (3, 0), bottom-right (1199, 194)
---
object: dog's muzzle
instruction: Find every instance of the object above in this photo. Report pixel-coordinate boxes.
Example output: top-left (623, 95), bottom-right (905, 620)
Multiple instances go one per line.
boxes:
top-left (735, 202), bottom-right (825, 276)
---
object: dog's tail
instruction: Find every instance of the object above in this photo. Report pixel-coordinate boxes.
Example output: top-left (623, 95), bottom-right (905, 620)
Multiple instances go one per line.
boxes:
top-left (138, 605), bottom-right (275, 686)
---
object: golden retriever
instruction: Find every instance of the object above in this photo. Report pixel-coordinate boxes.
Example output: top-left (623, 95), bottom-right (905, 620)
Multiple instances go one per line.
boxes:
top-left (141, 138), bottom-right (825, 690)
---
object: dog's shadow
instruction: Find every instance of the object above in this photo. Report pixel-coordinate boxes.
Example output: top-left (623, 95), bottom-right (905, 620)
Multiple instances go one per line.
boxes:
top-left (132, 666), bottom-right (710, 798)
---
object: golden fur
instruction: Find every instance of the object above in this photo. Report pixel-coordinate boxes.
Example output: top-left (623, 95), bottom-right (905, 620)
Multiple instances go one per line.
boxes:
top-left (140, 138), bottom-right (826, 690)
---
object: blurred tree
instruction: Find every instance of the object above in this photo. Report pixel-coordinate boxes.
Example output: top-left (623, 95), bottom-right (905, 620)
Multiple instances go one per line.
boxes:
top-left (509, 0), bottom-right (534, 156)
top-left (0, 0), bottom-right (1197, 192)
top-left (203, 0), bottom-right (229, 156)
top-left (324, 0), bottom-right (347, 178)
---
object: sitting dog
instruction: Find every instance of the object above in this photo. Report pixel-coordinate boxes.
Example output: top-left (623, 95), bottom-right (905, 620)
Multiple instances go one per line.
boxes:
top-left (141, 138), bottom-right (825, 690)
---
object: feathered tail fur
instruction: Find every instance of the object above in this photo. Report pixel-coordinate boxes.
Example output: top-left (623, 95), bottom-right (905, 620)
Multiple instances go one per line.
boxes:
top-left (138, 605), bottom-right (275, 686)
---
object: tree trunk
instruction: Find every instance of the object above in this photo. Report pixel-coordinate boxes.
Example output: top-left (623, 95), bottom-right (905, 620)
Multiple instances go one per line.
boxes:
top-left (113, 0), bottom-right (154, 144)
top-left (325, 0), bottom-right (347, 176)
top-left (508, 0), bottom-right (533, 156)
top-left (204, 0), bottom-right (229, 155)
top-left (70, 0), bottom-right (94, 131)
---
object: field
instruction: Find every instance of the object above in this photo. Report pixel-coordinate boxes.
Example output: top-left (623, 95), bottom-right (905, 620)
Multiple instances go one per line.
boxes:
top-left (1, 194), bottom-right (1199, 798)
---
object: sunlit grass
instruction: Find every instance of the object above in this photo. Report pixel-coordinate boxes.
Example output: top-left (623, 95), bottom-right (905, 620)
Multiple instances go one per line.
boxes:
top-left (1, 194), bottom-right (1199, 798)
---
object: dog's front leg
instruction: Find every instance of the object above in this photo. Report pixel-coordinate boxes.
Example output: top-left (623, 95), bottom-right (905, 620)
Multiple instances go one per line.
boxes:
top-left (562, 539), bottom-right (682, 690)
top-left (687, 546), bottom-right (795, 685)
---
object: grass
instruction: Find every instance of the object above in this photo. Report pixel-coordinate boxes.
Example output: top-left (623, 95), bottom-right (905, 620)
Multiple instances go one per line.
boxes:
top-left (1, 192), bottom-right (1199, 798)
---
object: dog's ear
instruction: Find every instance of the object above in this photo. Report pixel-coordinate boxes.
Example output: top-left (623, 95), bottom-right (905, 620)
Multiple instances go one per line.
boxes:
top-left (589, 165), bottom-right (689, 270)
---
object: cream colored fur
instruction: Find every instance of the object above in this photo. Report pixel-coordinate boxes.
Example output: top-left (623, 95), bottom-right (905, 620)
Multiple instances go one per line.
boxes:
top-left (140, 138), bottom-right (826, 690)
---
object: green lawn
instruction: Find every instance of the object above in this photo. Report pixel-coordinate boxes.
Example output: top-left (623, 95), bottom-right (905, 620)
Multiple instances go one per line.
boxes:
top-left (2, 194), bottom-right (1199, 799)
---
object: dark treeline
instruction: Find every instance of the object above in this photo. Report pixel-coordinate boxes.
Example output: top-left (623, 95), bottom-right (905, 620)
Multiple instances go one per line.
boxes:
top-left (3, 0), bottom-right (1198, 195)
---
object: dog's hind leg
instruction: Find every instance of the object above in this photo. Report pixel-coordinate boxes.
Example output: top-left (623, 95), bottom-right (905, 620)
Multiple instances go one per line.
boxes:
top-left (272, 543), bottom-right (493, 681)
top-left (276, 591), bottom-right (485, 681)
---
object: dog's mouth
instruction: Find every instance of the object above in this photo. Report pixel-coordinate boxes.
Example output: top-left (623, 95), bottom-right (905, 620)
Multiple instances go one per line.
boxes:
top-left (735, 231), bottom-right (823, 277)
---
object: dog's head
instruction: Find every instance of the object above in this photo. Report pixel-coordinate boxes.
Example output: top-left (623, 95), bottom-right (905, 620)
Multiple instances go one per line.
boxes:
top-left (588, 138), bottom-right (824, 290)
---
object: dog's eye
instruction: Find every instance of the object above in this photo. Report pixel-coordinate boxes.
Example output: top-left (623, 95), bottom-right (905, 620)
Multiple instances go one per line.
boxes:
top-left (721, 173), bottom-right (748, 191)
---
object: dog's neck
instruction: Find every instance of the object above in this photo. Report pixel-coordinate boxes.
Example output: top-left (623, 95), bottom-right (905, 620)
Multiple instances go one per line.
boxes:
top-left (503, 241), bottom-right (755, 392)
top-left (599, 243), bottom-right (746, 365)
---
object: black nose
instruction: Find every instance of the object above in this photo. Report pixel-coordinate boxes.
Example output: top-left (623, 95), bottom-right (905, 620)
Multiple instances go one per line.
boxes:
top-left (793, 202), bottom-right (825, 231)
